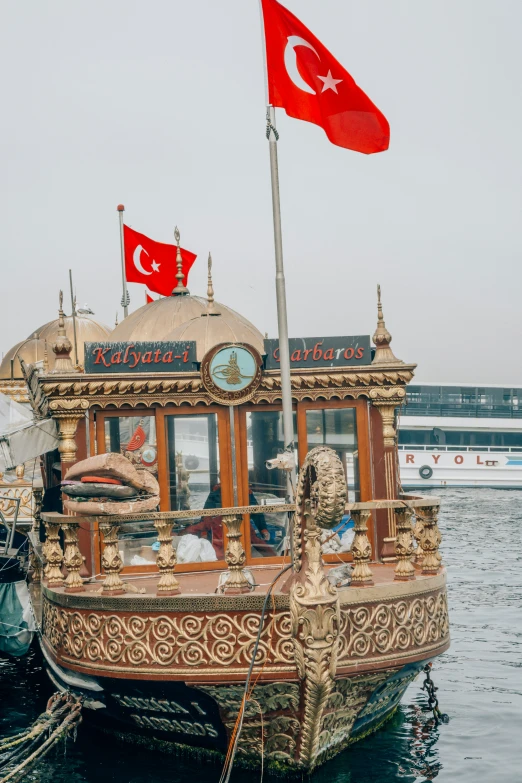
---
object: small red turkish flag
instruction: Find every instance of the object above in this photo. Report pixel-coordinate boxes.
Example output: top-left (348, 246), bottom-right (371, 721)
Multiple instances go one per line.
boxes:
top-left (124, 225), bottom-right (197, 297)
top-left (261, 0), bottom-right (389, 154)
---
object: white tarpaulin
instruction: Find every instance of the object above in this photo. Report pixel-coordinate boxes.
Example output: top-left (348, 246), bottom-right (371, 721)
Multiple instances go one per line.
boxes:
top-left (0, 393), bottom-right (58, 471)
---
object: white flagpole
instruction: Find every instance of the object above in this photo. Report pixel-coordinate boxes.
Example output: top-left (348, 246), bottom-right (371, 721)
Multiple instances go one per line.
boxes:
top-left (266, 107), bottom-right (297, 505)
top-left (259, 2), bottom-right (296, 505)
top-left (117, 204), bottom-right (129, 318)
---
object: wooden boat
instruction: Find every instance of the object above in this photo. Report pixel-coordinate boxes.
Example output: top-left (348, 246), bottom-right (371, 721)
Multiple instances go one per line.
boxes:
top-left (25, 277), bottom-right (449, 775)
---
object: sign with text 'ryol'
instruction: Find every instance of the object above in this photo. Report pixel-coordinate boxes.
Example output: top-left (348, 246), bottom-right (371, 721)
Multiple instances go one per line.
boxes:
top-left (84, 342), bottom-right (197, 374)
top-left (264, 336), bottom-right (371, 370)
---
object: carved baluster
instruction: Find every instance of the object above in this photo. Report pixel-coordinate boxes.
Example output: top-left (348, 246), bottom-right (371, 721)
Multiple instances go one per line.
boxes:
top-left (61, 519), bottom-right (85, 593)
top-left (99, 520), bottom-right (125, 595)
top-left (32, 487), bottom-right (43, 534)
top-left (350, 509), bottom-right (374, 586)
top-left (222, 514), bottom-right (251, 594)
top-left (417, 505), bottom-right (442, 575)
top-left (154, 519), bottom-right (180, 596)
top-left (394, 507), bottom-right (416, 581)
top-left (412, 512), bottom-right (425, 566)
top-left (29, 546), bottom-right (42, 585)
top-left (43, 519), bottom-right (64, 588)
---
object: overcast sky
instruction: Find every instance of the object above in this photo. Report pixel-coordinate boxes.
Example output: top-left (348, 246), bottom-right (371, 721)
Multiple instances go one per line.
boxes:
top-left (2, 0), bottom-right (521, 385)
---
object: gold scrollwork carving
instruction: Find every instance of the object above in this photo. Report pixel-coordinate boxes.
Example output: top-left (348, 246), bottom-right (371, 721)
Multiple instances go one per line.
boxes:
top-left (197, 682), bottom-right (301, 762)
top-left (315, 671), bottom-right (391, 762)
top-left (42, 602), bottom-right (294, 670)
top-left (337, 590), bottom-right (449, 665)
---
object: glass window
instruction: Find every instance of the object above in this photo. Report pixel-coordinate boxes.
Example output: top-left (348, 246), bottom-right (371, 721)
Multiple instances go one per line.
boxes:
top-left (247, 410), bottom-right (297, 559)
top-left (102, 415), bottom-right (159, 567)
top-left (165, 413), bottom-right (223, 563)
top-left (306, 408), bottom-right (360, 502)
top-left (104, 416), bottom-right (158, 477)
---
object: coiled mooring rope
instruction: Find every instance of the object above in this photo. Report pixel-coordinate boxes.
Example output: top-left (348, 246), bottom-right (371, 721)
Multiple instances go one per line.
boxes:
top-left (0, 691), bottom-right (82, 783)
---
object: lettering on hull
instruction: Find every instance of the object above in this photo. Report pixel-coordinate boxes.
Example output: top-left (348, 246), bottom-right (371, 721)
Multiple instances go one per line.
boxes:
top-left (130, 713), bottom-right (219, 738)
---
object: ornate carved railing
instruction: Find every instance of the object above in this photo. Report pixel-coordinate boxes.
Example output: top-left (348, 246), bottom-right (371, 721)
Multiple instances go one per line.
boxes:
top-left (0, 465), bottom-right (43, 532)
top-left (40, 494), bottom-right (442, 595)
top-left (345, 495), bottom-right (442, 583)
top-left (41, 504), bottom-right (296, 595)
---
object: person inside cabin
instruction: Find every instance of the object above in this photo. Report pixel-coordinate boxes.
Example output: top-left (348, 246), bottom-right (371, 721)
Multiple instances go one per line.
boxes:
top-left (183, 483), bottom-right (274, 558)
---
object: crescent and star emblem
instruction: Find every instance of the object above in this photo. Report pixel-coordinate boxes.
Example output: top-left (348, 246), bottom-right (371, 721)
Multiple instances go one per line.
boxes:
top-left (284, 35), bottom-right (343, 95)
top-left (133, 244), bottom-right (160, 276)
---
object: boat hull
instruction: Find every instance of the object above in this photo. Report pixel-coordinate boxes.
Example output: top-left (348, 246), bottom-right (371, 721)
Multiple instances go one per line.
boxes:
top-left (399, 448), bottom-right (522, 488)
top-left (36, 571), bottom-right (449, 774)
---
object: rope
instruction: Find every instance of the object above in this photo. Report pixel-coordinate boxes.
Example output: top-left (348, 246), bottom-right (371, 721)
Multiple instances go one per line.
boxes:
top-left (0, 692), bottom-right (82, 782)
top-left (219, 563), bottom-right (292, 783)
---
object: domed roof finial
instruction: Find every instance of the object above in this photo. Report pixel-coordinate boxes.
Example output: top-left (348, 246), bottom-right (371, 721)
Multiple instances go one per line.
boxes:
top-left (172, 226), bottom-right (189, 296)
top-left (50, 290), bottom-right (77, 374)
top-left (115, 311), bottom-right (119, 328)
top-left (372, 284), bottom-right (400, 365)
top-left (207, 252), bottom-right (216, 313)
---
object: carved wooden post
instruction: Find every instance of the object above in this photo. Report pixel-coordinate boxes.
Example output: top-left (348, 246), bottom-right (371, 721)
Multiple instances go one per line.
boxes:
top-left (61, 518), bottom-right (85, 593)
top-left (222, 514), bottom-right (251, 594)
top-left (350, 509), bottom-right (374, 586)
top-left (29, 547), bottom-right (42, 585)
top-left (154, 518), bottom-right (180, 596)
top-left (43, 519), bottom-right (64, 588)
top-left (412, 512), bottom-right (425, 566)
top-left (417, 505), bottom-right (442, 575)
top-left (394, 506), bottom-right (416, 581)
top-left (98, 520), bottom-right (125, 595)
top-left (32, 486), bottom-right (43, 534)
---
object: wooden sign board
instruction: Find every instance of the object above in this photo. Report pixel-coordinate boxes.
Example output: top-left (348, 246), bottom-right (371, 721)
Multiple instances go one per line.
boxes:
top-left (84, 341), bottom-right (197, 374)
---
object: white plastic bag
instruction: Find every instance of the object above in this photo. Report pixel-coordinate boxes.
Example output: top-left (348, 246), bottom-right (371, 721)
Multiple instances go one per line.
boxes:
top-left (176, 534), bottom-right (217, 564)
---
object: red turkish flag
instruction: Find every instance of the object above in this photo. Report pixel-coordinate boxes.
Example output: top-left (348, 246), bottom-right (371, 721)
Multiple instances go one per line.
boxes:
top-left (261, 0), bottom-right (389, 153)
top-left (124, 225), bottom-right (197, 297)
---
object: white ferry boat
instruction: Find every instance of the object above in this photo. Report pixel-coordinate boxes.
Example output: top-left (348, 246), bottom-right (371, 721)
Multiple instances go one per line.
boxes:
top-left (398, 384), bottom-right (522, 489)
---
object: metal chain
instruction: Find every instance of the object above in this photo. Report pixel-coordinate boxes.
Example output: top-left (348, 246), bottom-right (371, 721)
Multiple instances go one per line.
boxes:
top-left (421, 663), bottom-right (449, 725)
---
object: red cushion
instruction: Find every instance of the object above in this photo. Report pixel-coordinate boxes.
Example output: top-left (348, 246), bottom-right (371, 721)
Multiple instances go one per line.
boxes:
top-left (80, 475), bottom-right (123, 485)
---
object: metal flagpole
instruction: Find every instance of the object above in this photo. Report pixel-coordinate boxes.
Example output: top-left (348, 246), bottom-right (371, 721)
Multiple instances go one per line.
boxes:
top-left (68, 269), bottom-right (79, 367)
top-left (266, 105), bottom-right (297, 504)
top-left (117, 204), bottom-right (129, 318)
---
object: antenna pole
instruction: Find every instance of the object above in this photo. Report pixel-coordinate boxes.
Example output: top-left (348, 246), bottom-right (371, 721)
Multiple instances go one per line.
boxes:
top-left (266, 105), bottom-right (296, 505)
top-left (117, 204), bottom-right (129, 317)
top-left (68, 269), bottom-right (79, 367)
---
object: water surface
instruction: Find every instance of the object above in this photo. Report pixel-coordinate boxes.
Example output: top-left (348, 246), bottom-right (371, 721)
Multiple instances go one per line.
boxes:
top-left (1, 488), bottom-right (521, 781)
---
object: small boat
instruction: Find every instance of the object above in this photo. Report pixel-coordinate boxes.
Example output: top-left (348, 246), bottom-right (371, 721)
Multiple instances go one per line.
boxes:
top-left (0, 509), bottom-right (35, 657)
top-left (23, 275), bottom-right (450, 775)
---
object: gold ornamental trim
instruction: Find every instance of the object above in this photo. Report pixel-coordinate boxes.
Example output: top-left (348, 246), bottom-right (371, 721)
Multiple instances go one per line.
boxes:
top-left (33, 363), bottom-right (416, 412)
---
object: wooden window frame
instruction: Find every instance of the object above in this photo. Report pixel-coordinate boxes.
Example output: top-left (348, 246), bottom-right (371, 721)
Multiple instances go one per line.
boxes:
top-left (238, 399), bottom-right (373, 566)
top-left (94, 406), bottom-right (233, 574)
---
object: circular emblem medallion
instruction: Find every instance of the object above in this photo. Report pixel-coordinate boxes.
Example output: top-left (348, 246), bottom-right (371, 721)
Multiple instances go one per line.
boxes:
top-left (201, 343), bottom-right (263, 405)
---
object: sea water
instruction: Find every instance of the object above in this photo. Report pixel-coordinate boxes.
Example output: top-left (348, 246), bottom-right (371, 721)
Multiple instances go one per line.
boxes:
top-left (1, 488), bottom-right (521, 782)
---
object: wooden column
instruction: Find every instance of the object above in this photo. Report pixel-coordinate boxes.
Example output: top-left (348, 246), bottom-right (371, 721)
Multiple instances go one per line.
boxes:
top-left (350, 509), bottom-right (374, 586)
top-left (222, 514), bottom-right (251, 594)
top-left (61, 518), bottom-right (85, 593)
top-left (154, 518), bottom-right (180, 596)
top-left (417, 505), bottom-right (442, 575)
top-left (394, 506), bottom-right (415, 581)
top-left (43, 518), bottom-right (64, 588)
top-left (98, 520), bottom-right (125, 595)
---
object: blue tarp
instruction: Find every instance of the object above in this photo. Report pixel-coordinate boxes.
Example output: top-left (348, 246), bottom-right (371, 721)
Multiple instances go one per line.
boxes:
top-left (0, 581), bottom-right (35, 656)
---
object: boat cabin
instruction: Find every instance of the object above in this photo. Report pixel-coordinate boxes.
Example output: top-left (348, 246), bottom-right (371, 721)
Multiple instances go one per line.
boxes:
top-left (26, 276), bottom-right (415, 578)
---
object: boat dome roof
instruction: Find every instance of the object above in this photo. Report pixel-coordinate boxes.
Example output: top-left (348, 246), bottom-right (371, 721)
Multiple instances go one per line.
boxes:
top-left (0, 335), bottom-right (47, 380)
top-left (33, 314), bottom-right (111, 366)
top-left (110, 294), bottom-right (264, 359)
